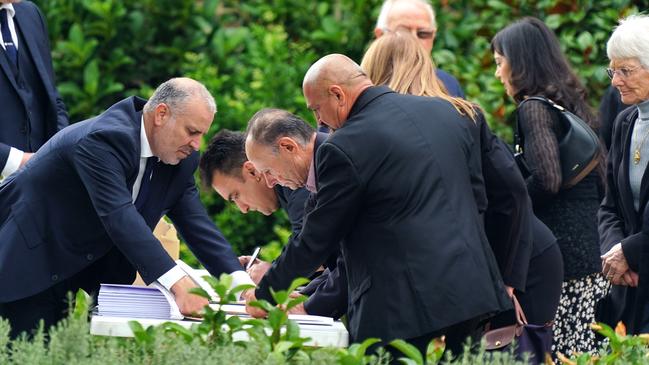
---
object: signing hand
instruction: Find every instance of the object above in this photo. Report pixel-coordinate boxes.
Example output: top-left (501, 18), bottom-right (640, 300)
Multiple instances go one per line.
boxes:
top-left (171, 275), bottom-right (208, 317)
top-left (601, 243), bottom-right (630, 284)
top-left (242, 288), bottom-right (267, 318)
top-left (246, 260), bottom-right (272, 285)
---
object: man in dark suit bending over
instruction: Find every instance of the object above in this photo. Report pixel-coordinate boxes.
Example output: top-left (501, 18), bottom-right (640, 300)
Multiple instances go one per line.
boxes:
top-left (0, 78), bottom-right (253, 338)
top-left (243, 54), bottom-right (509, 355)
top-left (0, 0), bottom-right (69, 178)
top-left (200, 129), bottom-right (347, 319)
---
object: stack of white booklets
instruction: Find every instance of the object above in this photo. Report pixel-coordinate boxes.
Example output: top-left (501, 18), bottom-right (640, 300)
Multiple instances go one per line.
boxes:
top-left (98, 283), bottom-right (183, 320)
top-left (97, 260), bottom-right (334, 326)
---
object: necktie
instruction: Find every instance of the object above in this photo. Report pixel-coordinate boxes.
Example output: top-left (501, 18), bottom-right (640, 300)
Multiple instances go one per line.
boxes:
top-left (0, 9), bottom-right (17, 67)
top-left (134, 157), bottom-right (157, 212)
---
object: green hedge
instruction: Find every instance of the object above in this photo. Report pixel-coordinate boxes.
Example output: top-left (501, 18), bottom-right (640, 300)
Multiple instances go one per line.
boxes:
top-left (34, 0), bottom-right (641, 256)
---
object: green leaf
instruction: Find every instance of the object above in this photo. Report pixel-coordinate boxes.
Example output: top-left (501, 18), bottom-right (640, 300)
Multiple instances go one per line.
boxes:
top-left (349, 337), bottom-right (381, 358)
top-left (83, 60), bottom-right (99, 95)
top-left (576, 31), bottom-right (594, 51)
top-left (286, 295), bottom-right (307, 311)
top-left (284, 319), bottom-right (300, 340)
top-left (287, 277), bottom-right (310, 294)
top-left (189, 287), bottom-right (211, 300)
top-left (389, 339), bottom-right (423, 365)
top-left (270, 289), bottom-right (288, 305)
top-left (267, 308), bottom-right (287, 329)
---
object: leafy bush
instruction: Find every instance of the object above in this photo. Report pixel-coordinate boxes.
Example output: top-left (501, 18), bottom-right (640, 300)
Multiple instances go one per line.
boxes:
top-left (4, 275), bottom-right (649, 364)
top-left (34, 0), bottom-right (641, 256)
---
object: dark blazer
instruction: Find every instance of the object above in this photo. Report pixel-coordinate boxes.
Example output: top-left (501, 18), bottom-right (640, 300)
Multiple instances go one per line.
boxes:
top-left (598, 105), bottom-right (649, 333)
top-left (274, 133), bottom-right (348, 319)
top-left (475, 112), bottom-right (556, 291)
top-left (0, 96), bottom-right (242, 303)
top-left (0, 1), bottom-right (68, 167)
top-left (256, 86), bottom-right (509, 341)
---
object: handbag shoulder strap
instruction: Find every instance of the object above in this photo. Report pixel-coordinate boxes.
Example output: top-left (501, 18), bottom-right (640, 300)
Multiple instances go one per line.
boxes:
top-left (515, 96), bottom-right (568, 151)
top-left (511, 294), bottom-right (528, 325)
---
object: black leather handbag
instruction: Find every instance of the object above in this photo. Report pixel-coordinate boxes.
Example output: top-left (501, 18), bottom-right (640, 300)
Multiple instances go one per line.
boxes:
top-left (514, 96), bottom-right (601, 188)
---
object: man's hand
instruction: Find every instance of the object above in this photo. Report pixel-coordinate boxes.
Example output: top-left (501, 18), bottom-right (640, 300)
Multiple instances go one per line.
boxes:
top-left (505, 286), bottom-right (515, 298)
top-left (242, 288), bottom-right (267, 318)
top-left (246, 260), bottom-right (272, 285)
top-left (288, 302), bottom-right (307, 315)
top-left (170, 275), bottom-right (208, 317)
top-left (611, 270), bottom-right (639, 287)
top-left (602, 243), bottom-right (630, 284)
top-left (20, 152), bottom-right (33, 167)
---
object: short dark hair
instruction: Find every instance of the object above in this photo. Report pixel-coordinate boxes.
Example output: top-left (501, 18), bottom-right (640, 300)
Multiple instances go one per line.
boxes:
top-left (245, 108), bottom-right (315, 150)
top-left (199, 130), bottom-right (247, 188)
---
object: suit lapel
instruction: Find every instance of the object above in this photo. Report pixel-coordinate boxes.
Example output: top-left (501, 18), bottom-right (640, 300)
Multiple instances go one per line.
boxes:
top-left (14, 6), bottom-right (53, 95)
top-left (0, 42), bottom-right (19, 93)
top-left (619, 115), bottom-right (639, 226)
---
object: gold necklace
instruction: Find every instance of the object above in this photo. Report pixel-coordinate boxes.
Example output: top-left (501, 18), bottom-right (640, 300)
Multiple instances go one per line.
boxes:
top-left (633, 124), bottom-right (649, 164)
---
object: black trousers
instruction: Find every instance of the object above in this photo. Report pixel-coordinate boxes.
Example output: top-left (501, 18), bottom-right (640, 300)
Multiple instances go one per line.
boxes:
top-left (491, 243), bottom-right (564, 327)
top-left (0, 278), bottom-right (74, 339)
top-left (384, 315), bottom-right (483, 362)
top-left (0, 248), bottom-right (134, 339)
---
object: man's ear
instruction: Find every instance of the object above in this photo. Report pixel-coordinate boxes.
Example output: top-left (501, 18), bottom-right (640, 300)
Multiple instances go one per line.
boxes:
top-left (278, 136), bottom-right (298, 153)
top-left (374, 27), bottom-right (383, 39)
top-left (330, 85), bottom-right (345, 106)
top-left (242, 161), bottom-right (258, 179)
top-left (153, 103), bottom-right (169, 126)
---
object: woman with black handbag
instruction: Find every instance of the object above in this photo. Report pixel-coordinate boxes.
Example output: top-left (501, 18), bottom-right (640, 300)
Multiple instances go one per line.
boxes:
top-left (492, 17), bottom-right (607, 357)
top-left (598, 14), bottom-right (649, 335)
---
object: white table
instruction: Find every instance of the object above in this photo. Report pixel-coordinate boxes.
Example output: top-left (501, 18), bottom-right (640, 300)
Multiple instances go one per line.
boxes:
top-left (90, 315), bottom-right (349, 347)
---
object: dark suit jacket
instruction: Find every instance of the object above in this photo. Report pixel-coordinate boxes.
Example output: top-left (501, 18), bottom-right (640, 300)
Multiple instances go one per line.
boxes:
top-left (475, 112), bottom-right (556, 291)
top-left (274, 133), bottom-right (348, 319)
top-left (598, 105), bottom-right (649, 333)
top-left (0, 1), bottom-right (68, 167)
top-left (0, 96), bottom-right (242, 303)
top-left (256, 86), bottom-right (509, 341)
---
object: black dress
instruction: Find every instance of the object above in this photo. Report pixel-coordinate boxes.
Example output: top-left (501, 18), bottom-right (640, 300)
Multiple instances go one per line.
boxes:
top-left (517, 100), bottom-right (608, 356)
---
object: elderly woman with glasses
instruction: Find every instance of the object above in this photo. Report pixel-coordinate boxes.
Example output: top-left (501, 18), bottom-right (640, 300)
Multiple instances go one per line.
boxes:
top-left (598, 14), bottom-right (649, 335)
top-left (492, 17), bottom-right (606, 357)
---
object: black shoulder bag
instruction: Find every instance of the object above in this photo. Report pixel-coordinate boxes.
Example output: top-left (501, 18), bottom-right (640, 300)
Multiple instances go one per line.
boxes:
top-left (514, 96), bottom-right (601, 189)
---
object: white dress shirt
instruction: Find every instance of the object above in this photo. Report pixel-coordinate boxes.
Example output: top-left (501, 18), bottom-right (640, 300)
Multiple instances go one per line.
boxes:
top-left (136, 118), bottom-right (253, 293)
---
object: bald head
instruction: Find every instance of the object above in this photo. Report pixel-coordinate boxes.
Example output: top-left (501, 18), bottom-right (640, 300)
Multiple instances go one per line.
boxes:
top-left (302, 54), bottom-right (373, 131)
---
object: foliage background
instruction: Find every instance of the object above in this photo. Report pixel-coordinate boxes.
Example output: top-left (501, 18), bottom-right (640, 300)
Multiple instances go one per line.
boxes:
top-left (34, 0), bottom-right (645, 261)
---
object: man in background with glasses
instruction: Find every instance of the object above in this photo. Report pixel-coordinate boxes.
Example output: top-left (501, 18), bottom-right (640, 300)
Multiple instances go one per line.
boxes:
top-left (373, 0), bottom-right (464, 98)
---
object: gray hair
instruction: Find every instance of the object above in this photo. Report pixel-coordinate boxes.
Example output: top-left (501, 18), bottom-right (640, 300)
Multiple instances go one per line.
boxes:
top-left (376, 0), bottom-right (436, 31)
top-left (245, 108), bottom-right (314, 151)
top-left (607, 14), bottom-right (649, 68)
top-left (143, 77), bottom-right (216, 116)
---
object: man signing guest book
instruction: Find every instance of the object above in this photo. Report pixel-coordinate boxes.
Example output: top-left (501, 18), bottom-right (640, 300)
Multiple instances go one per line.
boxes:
top-left (0, 77), bottom-right (253, 339)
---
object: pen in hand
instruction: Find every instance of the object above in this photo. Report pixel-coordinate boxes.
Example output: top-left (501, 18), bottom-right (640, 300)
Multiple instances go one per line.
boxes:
top-left (246, 247), bottom-right (261, 270)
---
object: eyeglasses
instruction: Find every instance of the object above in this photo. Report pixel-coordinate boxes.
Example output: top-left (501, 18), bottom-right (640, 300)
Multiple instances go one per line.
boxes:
top-left (606, 66), bottom-right (642, 79)
top-left (383, 26), bottom-right (435, 40)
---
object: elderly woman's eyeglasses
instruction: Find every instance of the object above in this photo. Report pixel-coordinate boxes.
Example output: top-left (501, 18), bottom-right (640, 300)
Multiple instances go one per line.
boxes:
top-left (606, 66), bottom-right (642, 79)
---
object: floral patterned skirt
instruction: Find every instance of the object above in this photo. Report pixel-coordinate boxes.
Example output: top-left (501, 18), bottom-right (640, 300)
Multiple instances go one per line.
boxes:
top-left (552, 273), bottom-right (610, 357)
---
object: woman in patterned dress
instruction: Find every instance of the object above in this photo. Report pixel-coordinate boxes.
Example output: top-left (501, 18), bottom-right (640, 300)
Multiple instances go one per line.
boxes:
top-left (492, 17), bottom-right (608, 356)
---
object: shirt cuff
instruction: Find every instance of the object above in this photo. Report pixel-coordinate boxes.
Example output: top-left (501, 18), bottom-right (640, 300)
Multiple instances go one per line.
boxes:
top-left (1, 147), bottom-right (24, 178)
top-left (156, 265), bottom-right (186, 291)
top-left (230, 270), bottom-right (255, 299)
